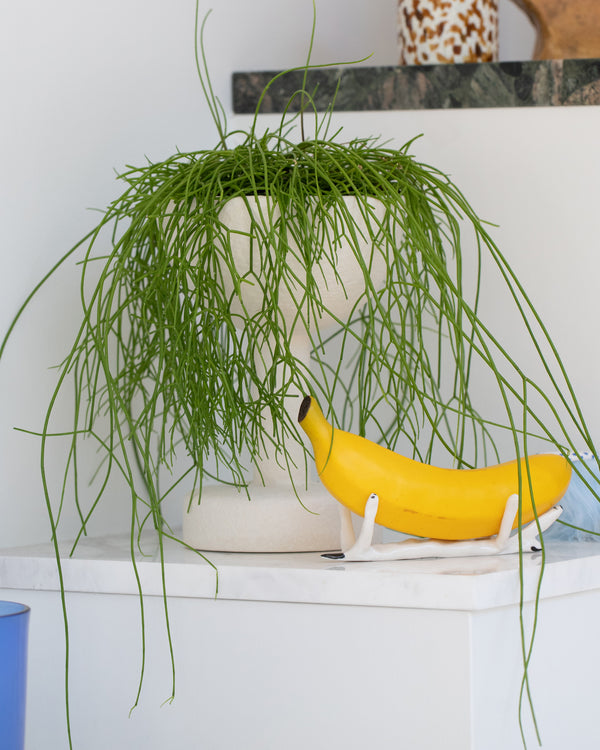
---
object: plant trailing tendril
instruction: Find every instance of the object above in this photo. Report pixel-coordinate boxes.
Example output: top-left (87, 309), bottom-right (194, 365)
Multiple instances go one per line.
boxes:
top-left (1, 2), bottom-right (599, 748)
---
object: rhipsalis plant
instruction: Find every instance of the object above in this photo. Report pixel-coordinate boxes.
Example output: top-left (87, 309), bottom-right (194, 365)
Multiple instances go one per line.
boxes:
top-left (2, 2), bottom-right (599, 748)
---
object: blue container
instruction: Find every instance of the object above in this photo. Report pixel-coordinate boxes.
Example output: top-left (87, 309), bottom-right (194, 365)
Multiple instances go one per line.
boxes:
top-left (0, 601), bottom-right (30, 750)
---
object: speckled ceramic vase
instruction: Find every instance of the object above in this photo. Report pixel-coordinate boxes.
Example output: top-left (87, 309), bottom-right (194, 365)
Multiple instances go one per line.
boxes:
top-left (397, 0), bottom-right (499, 65)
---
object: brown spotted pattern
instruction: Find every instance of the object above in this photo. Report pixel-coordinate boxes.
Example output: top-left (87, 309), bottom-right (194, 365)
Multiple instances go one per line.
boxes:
top-left (397, 0), bottom-right (498, 65)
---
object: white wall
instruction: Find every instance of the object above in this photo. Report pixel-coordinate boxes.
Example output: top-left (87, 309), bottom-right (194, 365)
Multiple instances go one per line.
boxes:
top-left (0, 0), bottom-right (594, 548)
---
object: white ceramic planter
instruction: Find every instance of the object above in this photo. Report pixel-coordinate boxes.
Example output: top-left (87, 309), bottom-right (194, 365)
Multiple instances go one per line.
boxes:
top-left (182, 195), bottom-right (389, 552)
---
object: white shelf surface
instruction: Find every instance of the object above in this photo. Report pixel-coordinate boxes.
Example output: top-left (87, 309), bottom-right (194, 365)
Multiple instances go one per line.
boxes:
top-left (2, 533), bottom-right (600, 612)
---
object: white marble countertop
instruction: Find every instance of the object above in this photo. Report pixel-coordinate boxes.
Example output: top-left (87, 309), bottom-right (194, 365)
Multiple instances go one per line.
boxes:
top-left (2, 533), bottom-right (600, 612)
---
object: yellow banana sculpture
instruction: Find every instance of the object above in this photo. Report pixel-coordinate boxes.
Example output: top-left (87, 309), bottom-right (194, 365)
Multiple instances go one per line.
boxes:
top-left (298, 395), bottom-right (572, 540)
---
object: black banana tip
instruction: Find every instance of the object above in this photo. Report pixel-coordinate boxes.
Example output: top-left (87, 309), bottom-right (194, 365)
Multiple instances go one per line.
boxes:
top-left (298, 395), bottom-right (312, 423)
top-left (321, 552), bottom-right (345, 560)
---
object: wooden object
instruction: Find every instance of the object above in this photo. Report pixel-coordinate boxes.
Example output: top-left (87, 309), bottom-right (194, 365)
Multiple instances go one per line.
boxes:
top-left (513, 0), bottom-right (600, 59)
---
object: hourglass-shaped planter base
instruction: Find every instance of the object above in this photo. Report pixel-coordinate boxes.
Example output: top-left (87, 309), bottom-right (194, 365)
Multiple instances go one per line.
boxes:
top-left (181, 194), bottom-right (388, 553)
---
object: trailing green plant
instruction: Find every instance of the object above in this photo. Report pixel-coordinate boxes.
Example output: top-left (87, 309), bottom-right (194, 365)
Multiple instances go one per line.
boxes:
top-left (2, 2), bottom-right (599, 748)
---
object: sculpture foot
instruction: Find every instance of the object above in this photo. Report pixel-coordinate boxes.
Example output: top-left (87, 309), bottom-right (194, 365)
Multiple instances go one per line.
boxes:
top-left (322, 493), bottom-right (563, 562)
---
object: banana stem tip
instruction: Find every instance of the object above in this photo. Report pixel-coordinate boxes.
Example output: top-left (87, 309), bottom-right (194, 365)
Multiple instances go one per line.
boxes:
top-left (298, 395), bottom-right (312, 423)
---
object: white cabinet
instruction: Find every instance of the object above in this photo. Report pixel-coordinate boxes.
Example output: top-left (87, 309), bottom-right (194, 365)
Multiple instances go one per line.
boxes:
top-left (2, 537), bottom-right (599, 749)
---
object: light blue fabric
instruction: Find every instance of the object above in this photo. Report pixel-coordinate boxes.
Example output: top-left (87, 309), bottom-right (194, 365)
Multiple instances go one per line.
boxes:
top-left (544, 453), bottom-right (600, 542)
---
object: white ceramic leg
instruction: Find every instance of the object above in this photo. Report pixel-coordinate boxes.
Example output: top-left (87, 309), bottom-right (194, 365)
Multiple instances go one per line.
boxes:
top-left (345, 493), bottom-right (379, 556)
top-left (323, 493), bottom-right (564, 562)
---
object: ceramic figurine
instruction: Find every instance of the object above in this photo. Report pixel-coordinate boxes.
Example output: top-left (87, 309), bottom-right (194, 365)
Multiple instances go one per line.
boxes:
top-left (298, 395), bottom-right (570, 561)
top-left (323, 492), bottom-right (562, 561)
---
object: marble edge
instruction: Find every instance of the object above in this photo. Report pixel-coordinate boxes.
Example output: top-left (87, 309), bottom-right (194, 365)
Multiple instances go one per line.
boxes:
top-left (232, 59), bottom-right (600, 113)
top-left (1, 539), bottom-right (600, 612)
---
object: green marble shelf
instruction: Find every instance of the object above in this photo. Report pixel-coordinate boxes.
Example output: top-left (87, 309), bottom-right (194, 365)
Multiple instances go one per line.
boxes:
top-left (232, 58), bottom-right (600, 113)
